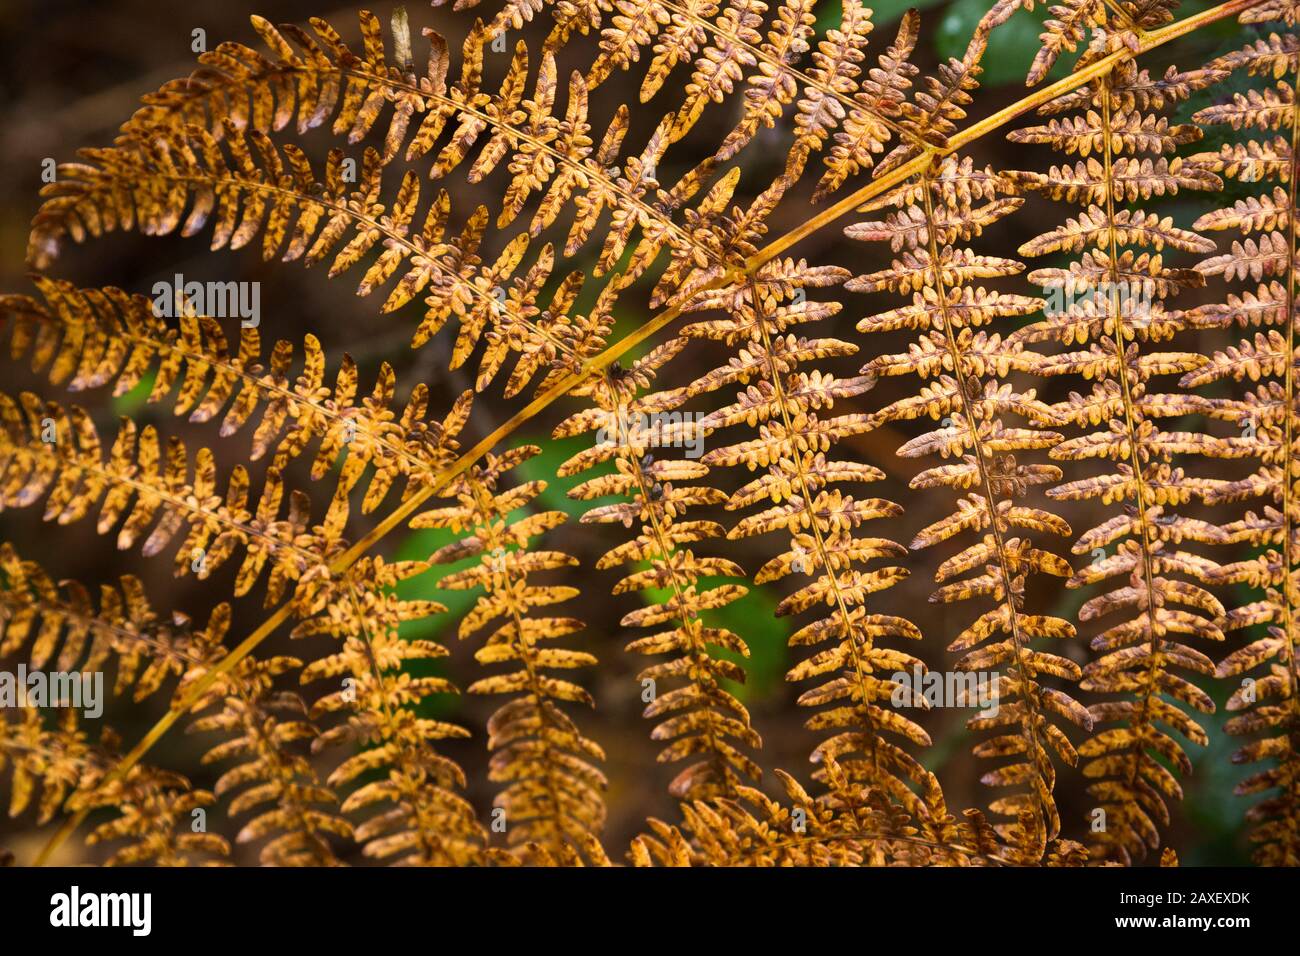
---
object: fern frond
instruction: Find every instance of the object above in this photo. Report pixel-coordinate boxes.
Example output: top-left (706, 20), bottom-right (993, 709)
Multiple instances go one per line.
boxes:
top-left (414, 448), bottom-right (607, 863)
top-left (70, 763), bottom-right (231, 867)
top-left (294, 556), bottom-right (487, 865)
top-left (847, 153), bottom-right (1089, 859)
top-left (186, 645), bottom-right (351, 865)
top-left (2, 277), bottom-right (474, 518)
top-left (560, 0), bottom-right (928, 193)
top-left (631, 757), bottom-right (1012, 865)
top-left (875, 30), bottom-right (986, 176)
top-left (0, 706), bottom-right (96, 825)
top-left (677, 251), bottom-right (950, 822)
top-left (554, 340), bottom-right (761, 799)
top-left (84, 10), bottom-right (717, 286)
top-left (1009, 56), bottom-right (1229, 862)
top-left (0, 390), bottom-right (342, 608)
top-left (1177, 1), bottom-right (1300, 866)
top-left (0, 542), bottom-right (217, 703)
top-left (0, 707), bottom-right (229, 865)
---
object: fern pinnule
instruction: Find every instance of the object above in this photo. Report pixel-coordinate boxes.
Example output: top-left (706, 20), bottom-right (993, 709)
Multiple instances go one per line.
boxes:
top-left (1008, 52), bottom-right (1230, 861)
top-left (554, 341), bottom-right (761, 800)
top-left (414, 448), bottom-right (607, 864)
top-left (874, 28), bottom-right (986, 177)
top-left (537, 0), bottom-right (928, 195)
top-left (1176, 0), bottom-right (1300, 866)
top-left (294, 557), bottom-right (486, 866)
top-left (846, 152), bottom-right (1087, 859)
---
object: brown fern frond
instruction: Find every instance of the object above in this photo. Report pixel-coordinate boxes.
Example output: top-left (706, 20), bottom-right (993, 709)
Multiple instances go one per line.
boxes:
top-left (554, 340), bottom-right (760, 800)
top-left (1178, 0), bottom-right (1300, 866)
top-left (677, 251), bottom-right (949, 822)
top-left (70, 763), bottom-right (231, 867)
top-left (0, 706), bottom-right (96, 826)
top-left (86, 10), bottom-right (716, 286)
top-left (0, 391), bottom-right (343, 609)
top-left (185, 643), bottom-right (351, 865)
top-left (0, 542), bottom-right (215, 703)
top-left (28, 122), bottom-right (630, 369)
top-left (1, 277), bottom-right (473, 517)
top-left (875, 30), bottom-right (987, 176)
top-left (0, 0), bottom-right (1284, 872)
top-left (294, 557), bottom-right (486, 865)
top-left (631, 757), bottom-right (1004, 865)
top-left (413, 448), bottom-right (606, 863)
top-left (1008, 56), bottom-right (1230, 862)
top-left (0, 707), bottom-right (229, 865)
top-left (568, 0), bottom-right (927, 192)
top-left (846, 153), bottom-right (1089, 859)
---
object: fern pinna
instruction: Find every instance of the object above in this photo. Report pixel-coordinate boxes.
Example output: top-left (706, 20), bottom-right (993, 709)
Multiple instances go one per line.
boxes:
top-left (0, 0), bottom-right (1297, 868)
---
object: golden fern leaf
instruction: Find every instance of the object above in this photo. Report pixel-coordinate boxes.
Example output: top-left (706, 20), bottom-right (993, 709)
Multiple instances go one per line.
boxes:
top-left (554, 340), bottom-right (761, 800)
top-left (78, 10), bottom-right (717, 292)
top-left (185, 642), bottom-right (352, 865)
top-left (1007, 49), bottom-right (1230, 862)
top-left (0, 390), bottom-right (343, 609)
top-left (413, 448), bottom-right (607, 863)
top-left (551, 0), bottom-right (928, 193)
top-left (678, 250), bottom-right (945, 819)
top-left (70, 763), bottom-right (231, 867)
top-left (631, 757), bottom-right (999, 865)
top-left (1, 277), bottom-right (474, 518)
top-left (0, 542), bottom-right (216, 703)
top-left (846, 153), bottom-right (1089, 859)
top-left (0, 707), bottom-right (229, 865)
top-left (875, 30), bottom-right (986, 176)
top-left (294, 556), bottom-right (486, 865)
top-left (28, 122), bottom-right (616, 370)
top-left (1177, 1), bottom-right (1300, 866)
top-left (0, 706), bottom-right (96, 825)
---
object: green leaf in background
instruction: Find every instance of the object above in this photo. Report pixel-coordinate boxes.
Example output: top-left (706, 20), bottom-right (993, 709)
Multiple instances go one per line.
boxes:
top-left (111, 367), bottom-right (156, 417)
top-left (816, 0), bottom-right (948, 33)
top-left (936, 0), bottom-right (1070, 87)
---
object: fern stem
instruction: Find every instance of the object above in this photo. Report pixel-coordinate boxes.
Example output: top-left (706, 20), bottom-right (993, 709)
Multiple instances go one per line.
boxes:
top-left (1096, 72), bottom-right (1166, 805)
